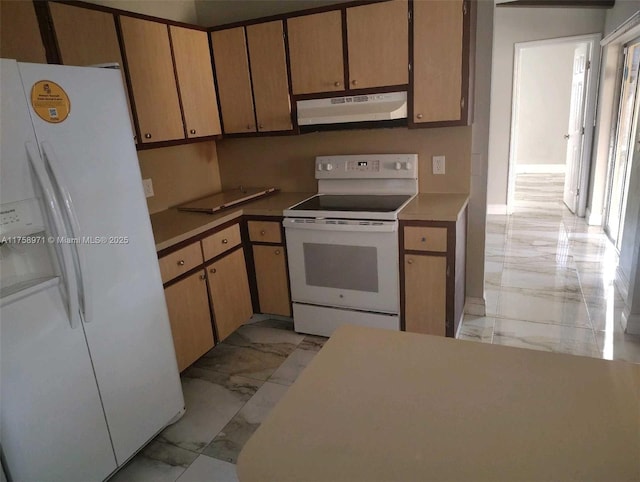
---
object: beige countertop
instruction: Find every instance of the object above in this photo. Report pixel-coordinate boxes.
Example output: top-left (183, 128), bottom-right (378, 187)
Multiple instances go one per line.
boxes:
top-left (151, 192), bottom-right (313, 251)
top-left (151, 191), bottom-right (470, 252)
top-left (237, 325), bottom-right (640, 482)
top-left (398, 193), bottom-right (469, 221)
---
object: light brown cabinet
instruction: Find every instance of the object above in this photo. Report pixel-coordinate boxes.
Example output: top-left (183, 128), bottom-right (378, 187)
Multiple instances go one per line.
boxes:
top-left (210, 27), bottom-right (256, 134)
top-left (207, 248), bottom-right (253, 342)
top-left (346, 0), bottom-right (408, 89)
top-left (412, 0), bottom-right (467, 124)
top-left (246, 21), bottom-right (292, 132)
top-left (119, 16), bottom-right (184, 143)
top-left (253, 245), bottom-right (291, 317)
top-left (0, 0), bottom-right (46, 63)
top-left (49, 2), bottom-right (136, 140)
top-left (401, 207), bottom-right (467, 337)
top-left (170, 26), bottom-right (221, 138)
top-left (287, 11), bottom-right (345, 95)
top-left (164, 270), bottom-right (214, 372)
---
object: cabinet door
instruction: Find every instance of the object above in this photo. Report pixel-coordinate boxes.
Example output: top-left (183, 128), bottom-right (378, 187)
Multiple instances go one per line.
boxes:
top-left (246, 21), bottom-right (292, 132)
top-left (412, 0), bottom-right (464, 123)
top-left (164, 271), bottom-right (214, 372)
top-left (287, 11), bottom-right (344, 95)
top-left (404, 254), bottom-right (446, 336)
top-left (253, 245), bottom-right (291, 317)
top-left (170, 26), bottom-right (222, 138)
top-left (49, 3), bottom-right (136, 141)
top-left (346, 0), bottom-right (408, 89)
top-left (211, 28), bottom-right (256, 134)
top-left (119, 16), bottom-right (184, 142)
top-left (0, 0), bottom-right (46, 63)
top-left (207, 248), bottom-right (253, 341)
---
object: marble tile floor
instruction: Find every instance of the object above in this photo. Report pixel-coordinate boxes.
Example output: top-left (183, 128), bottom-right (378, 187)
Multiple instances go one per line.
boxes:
top-left (110, 318), bottom-right (326, 482)
top-left (459, 173), bottom-right (640, 363)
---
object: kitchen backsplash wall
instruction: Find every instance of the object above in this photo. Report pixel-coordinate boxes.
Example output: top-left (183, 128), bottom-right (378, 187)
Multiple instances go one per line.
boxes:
top-left (216, 126), bottom-right (471, 193)
top-left (138, 141), bottom-right (222, 214)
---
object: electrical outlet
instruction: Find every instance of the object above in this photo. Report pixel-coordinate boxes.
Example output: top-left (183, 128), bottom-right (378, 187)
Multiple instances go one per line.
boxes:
top-left (432, 155), bottom-right (446, 175)
top-left (142, 178), bottom-right (154, 198)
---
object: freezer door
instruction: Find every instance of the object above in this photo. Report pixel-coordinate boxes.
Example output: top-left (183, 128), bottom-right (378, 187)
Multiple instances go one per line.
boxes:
top-left (1, 282), bottom-right (117, 482)
top-left (18, 62), bottom-right (184, 464)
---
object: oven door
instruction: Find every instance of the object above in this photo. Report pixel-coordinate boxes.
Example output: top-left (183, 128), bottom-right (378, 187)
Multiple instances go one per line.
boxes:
top-left (283, 218), bottom-right (399, 314)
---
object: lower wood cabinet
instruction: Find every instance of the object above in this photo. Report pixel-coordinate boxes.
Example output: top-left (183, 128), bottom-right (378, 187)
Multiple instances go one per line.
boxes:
top-left (401, 207), bottom-right (467, 337)
top-left (206, 247), bottom-right (253, 342)
top-left (253, 245), bottom-right (291, 317)
top-left (164, 270), bottom-right (214, 371)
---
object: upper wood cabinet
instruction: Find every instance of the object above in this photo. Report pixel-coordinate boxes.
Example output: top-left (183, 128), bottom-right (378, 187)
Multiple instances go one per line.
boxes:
top-left (211, 27), bottom-right (256, 134)
top-left (287, 11), bottom-right (345, 95)
top-left (0, 0), bottom-right (46, 63)
top-left (412, 0), bottom-right (466, 124)
top-left (119, 16), bottom-right (184, 143)
top-left (246, 21), bottom-right (292, 132)
top-left (49, 3), bottom-right (136, 140)
top-left (346, 0), bottom-right (408, 89)
top-left (170, 26), bottom-right (221, 138)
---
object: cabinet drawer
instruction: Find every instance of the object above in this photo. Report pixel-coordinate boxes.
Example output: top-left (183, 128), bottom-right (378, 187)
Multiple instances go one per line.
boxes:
top-left (159, 242), bottom-right (203, 283)
top-left (202, 223), bottom-right (242, 260)
top-left (404, 226), bottom-right (447, 252)
top-left (248, 220), bottom-right (281, 243)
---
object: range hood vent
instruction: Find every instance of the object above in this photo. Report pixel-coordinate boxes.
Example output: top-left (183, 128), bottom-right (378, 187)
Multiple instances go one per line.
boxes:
top-left (297, 91), bottom-right (407, 126)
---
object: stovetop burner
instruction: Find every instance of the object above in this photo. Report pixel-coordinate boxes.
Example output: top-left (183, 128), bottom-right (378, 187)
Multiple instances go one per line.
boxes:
top-left (288, 194), bottom-right (412, 213)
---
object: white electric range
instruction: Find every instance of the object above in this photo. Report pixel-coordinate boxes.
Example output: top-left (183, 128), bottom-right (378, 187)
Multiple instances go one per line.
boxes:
top-left (283, 154), bottom-right (418, 337)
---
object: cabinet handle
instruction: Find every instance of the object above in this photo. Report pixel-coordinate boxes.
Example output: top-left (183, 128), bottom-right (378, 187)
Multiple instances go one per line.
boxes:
top-left (260, 230), bottom-right (266, 235)
top-left (247, 124), bottom-right (253, 130)
top-left (258, 124), bottom-right (264, 129)
top-left (199, 274), bottom-right (206, 280)
top-left (334, 81), bottom-right (341, 87)
top-left (144, 133), bottom-right (152, 139)
top-left (190, 129), bottom-right (196, 135)
top-left (275, 249), bottom-right (281, 255)
top-left (421, 237), bottom-right (427, 242)
top-left (407, 258), bottom-right (414, 265)
top-left (177, 260), bottom-right (185, 266)
top-left (210, 268), bottom-right (217, 274)
top-left (351, 80), bottom-right (358, 86)
top-left (416, 114), bottom-right (423, 120)
top-left (222, 238), bottom-right (228, 244)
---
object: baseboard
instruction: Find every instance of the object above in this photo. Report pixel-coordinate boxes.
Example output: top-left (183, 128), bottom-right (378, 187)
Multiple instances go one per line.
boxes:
top-left (586, 207), bottom-right (603, 226)
top-left (464, 296), bottom-right (486, 316)
top-left (246, 313), bottom-right (293, 324)
top-left (515, 164), bottom-right (566, 174)
top-left (615, 266), bottom-right (630, 302)
top-left (487, 204), bottom-right (508, 215)
top-left (621, 308), bottom-right (640, 335)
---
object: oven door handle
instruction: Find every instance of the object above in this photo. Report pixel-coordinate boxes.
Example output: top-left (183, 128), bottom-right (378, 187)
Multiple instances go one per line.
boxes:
top-left (283, 218), bottom-right (397, 233)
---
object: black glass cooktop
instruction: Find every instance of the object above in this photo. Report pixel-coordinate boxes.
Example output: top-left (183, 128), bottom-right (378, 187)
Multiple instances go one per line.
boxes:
top-left (290, 195), bottom-right (412, 212)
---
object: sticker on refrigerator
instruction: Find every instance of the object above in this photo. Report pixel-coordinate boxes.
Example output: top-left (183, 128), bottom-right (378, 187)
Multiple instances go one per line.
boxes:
top-left (30, 80), bottom-right (70, 123)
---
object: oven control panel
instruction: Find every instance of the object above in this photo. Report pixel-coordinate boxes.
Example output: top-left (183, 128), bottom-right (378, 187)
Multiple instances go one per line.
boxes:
top-left (315, 154), bottom-right (417, 180)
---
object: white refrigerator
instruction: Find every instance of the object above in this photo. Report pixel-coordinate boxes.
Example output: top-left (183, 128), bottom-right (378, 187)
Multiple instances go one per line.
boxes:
top-left (0, 59), bottom-right (185, 481)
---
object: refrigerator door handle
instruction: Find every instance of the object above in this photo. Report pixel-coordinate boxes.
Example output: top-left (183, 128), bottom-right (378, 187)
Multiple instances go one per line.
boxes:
top-left (25, 141), bottom-right (81, 329)
top-left (41, 141), bottom-right (92, 324)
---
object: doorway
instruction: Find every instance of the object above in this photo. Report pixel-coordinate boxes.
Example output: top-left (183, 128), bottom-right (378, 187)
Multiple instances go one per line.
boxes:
top-left (604, 38), bottom-right (640, 249)
top-left (507, 34), bottom-right (601, 214)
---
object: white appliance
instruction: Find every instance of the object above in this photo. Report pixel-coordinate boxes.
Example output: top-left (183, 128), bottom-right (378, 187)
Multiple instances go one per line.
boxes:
top-left (0, 59), bottom-right (184, 482)
top-left (296, 91), bottom-right (407, 126)
top-left (284, 154), bottom-right (418, 337)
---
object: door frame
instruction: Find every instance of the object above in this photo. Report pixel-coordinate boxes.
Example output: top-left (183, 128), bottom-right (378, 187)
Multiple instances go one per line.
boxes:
top-left (507, 33), bottom-right (602, 215)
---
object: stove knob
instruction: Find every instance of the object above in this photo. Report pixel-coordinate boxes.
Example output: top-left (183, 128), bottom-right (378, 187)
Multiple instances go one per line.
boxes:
top-left (404, 162), bottom-right (413, 170)
top-left (325, 163), bottom-right (334, 171)
top-left (317, 164), bottom-right (323, 171)
top-left (394, 162), bottom-right (402, 170)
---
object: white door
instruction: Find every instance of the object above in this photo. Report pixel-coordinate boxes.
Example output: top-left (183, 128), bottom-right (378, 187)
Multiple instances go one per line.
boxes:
top-left (563, 43), bottom-right (590, 212)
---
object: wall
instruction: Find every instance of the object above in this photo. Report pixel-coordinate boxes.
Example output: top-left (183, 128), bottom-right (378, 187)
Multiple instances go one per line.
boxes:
top-left (83, 0), bottom-right (198, 23)
top-left (515, 43), bottom-right (575, 167)
top-left (216, 127), bottom-right (471, 194)
top-left (138, 141), bottom-right (222, 214)
top-left (487, 7), bottom-right (606, 207)
top-left (604, 0), bottom-right (639, 37)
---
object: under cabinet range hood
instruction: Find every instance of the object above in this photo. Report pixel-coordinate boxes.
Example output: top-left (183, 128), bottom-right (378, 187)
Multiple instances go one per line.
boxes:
top-left (297, 91), bottom-right (407, 126)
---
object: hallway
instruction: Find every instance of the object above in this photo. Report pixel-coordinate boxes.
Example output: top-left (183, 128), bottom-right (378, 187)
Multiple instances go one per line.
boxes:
top-left (460, 173), bottom-right (640, 362)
